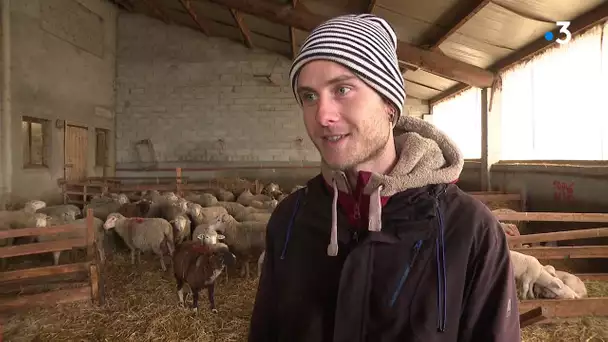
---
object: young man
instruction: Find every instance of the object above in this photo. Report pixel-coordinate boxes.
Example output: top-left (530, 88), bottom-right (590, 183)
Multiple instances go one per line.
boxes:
top-left (248, 14), bottom-right (520, 342)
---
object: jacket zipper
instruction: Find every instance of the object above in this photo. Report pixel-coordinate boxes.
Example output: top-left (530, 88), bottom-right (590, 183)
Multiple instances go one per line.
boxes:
top-left (388, 239), bottom-right (424, 307)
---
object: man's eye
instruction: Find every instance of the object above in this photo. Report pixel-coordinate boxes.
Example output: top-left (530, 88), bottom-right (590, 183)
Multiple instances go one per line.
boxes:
top-left (302, 92), bottom-right (318, 102)
top-left (337, 87), bottom-right (351, 95)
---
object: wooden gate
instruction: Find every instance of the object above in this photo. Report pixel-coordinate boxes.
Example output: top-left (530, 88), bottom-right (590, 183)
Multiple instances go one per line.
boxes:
top-left (64, 125), bottom-right (88, 181)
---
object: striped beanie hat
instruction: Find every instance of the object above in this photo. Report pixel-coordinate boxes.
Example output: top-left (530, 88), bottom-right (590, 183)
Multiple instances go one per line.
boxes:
top-left (289, 14), bottom-right (406, 121)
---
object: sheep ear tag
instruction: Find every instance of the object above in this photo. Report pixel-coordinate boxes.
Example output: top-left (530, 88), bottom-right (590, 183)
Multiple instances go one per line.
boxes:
top-left (217, 234), bottom-right (225, 240)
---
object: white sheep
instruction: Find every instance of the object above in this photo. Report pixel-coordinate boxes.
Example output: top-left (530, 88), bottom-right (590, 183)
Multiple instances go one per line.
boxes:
top-left (212, 215), bottom-right (267, 278)
top-left (537, 265), bottom-right (587, 298)
top-left (0, 211), bottom-right (49, 269)
top-left (257, 250), bottom-right (265, 278)
top-left (509, 250), bottom-right (578, 299)
top-left (236, 189), bottom-right (272, 207)
top-left (195, 220), bottom-right (226, 246)
top-left (103, 213), bottom-right (175, 271)
top-left (37, 204), bottom-right (82, 221)
top-left (170, 215), bottom-right (192, 245)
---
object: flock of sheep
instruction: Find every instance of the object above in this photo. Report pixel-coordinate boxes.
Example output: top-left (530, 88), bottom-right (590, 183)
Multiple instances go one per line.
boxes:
top-left (493, 208), bottom-right (588, 300)
top-left (0, 186), bottom-right (588, 314)
top-left (0, 182), bottom-right (294, 313)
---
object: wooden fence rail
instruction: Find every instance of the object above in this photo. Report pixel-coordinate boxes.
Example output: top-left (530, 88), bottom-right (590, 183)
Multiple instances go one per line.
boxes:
top-left (0, 209), bottom-right (103, 314)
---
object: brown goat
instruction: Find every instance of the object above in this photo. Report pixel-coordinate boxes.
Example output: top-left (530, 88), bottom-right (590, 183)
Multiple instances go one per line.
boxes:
top-left (173, 241), bottom-right (236, 313)
top-left (118, 200), bottom-right (151, 218)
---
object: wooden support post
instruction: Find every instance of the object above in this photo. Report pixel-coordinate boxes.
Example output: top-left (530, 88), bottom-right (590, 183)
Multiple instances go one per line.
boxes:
top-left (480, 88), bottom-right (490, 191)
top-left (176, 167), bottom-right (182, 196)
top-left (85, 209), bottom-right (95, 258)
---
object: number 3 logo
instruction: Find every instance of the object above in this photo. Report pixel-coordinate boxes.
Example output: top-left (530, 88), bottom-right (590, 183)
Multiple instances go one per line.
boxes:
top-left (556, 21), bottom-right (572, 45)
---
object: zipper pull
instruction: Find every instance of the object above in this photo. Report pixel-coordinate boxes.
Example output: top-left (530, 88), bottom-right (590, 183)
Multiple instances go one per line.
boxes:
top-left (352, 231), bottom-right (358, 242)
top-left (353, 204), bottom-right (361, 219)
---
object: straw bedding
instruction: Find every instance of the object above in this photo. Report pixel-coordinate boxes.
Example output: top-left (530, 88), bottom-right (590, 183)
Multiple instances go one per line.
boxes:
top-left (1, 251), bottom-right (608, 341)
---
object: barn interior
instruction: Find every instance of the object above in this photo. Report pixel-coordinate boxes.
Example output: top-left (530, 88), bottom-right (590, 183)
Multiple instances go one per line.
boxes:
top-left (0, 0), bottom-right (608, 340)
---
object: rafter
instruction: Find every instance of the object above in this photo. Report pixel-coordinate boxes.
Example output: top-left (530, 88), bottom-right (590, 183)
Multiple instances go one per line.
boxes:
top-left (367, 0), bottom-right (377, 13)
top-left (430, 1), bottom-right (608, 105)
top-left (202, 0), bottom-right (496, 88)
top-left (230, 9), bottom-right (254, 48)
top-left (289, 0), bottom-right (299, 59)
top-left (140, 0), bottom-right (170, 24)
top-left (179, 0), bottom-right (210, 35)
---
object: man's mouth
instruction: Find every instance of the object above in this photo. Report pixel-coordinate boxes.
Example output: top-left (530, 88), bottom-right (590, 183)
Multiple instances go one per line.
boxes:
top-left (323, 134), bottom-right (349, 142)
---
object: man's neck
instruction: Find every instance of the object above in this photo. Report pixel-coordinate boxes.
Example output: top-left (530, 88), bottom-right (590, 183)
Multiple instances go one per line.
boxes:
top-left (344, 140), bottom-right (398, 188)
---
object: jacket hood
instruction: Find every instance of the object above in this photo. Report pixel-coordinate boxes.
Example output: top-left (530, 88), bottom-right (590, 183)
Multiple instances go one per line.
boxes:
top-left (321, 115), bottom-right (464, 197)
top-left (319, 115), bottom-right (464, 257)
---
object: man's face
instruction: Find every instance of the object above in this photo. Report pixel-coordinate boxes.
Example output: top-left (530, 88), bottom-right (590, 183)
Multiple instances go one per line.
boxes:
top-left (296, 60), bottom-right (392, 170)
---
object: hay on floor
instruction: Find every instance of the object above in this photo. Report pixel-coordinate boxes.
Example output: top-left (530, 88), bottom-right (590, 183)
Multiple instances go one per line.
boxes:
top-left (2, 251), bottom-right (608, 341)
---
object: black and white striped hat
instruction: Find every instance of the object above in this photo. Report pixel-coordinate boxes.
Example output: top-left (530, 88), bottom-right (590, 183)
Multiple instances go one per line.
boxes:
top-left (289, 14), bottom-right (406, 120)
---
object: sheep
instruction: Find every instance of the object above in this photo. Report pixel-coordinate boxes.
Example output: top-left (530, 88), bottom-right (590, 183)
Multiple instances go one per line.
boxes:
top-left (171, 215), bottom-right (192, 245)
top-left (118, 200), bottom-right (152, 218)
top-left (538, 265), bottom-right (588, 298)
top-left (103, 213), bottom-right (175, 271)
top-left (173, 241), bottom-right (236, 313)
top-left (188, 205), bottom-right (229, 227)
top-left (39, 216), bottom-right (106, 265)
top-left (85, 198), bottom-right (125, 221)
top-left (0, 211), bottom-right (49, 269)
top-left (37, 204), bottom-right (82, 221)
top-left (509, 250), bottom-right (578, 299)
top-left (236, 189), bottom-right (272, 207)
top-left (185, 193), bottom-right (218, 207)
top-left (236, 212), bottom-right (271, 223)
top-left (212, 215), bottom-right (267, 278)
top-left (207, 188), bottom-right (235, 202)
top-left (262, 183), bottom-right (282, 199)
top-left (195, 222), bottom-right (225, 246)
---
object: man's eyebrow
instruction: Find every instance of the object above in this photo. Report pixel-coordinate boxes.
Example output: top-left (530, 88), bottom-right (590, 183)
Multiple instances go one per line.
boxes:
top-left (296, 74), bottom-right (357, 93)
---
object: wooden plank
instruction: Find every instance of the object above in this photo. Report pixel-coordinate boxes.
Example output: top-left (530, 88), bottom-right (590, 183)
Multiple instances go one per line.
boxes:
top-left (202, 0), bottom-right (496, 88)
top-left (230, 8), bottom-right (254, 48)
top-left (519, 306), bottom-right (547, 328)
top-left (519, 297), bottom-right (608, 318)
top-left (0, 262), bottom-right (90, 283)
top-left (508, 227), bottom-right (608, 245)
top-left (89, 263), bottom-right (100, 305)
top-left (512, 246), bottom-right (608, 260)
top-left (0, 224), bottom-right (85, 240)
top-left (0, 286), bottom-right (91, 313)
top-left (495, 212), bottom-right (608, 223)
top-left (0, 238), bottom-right (87, 259)
top-left (423, 0), bottom-right (492, 49)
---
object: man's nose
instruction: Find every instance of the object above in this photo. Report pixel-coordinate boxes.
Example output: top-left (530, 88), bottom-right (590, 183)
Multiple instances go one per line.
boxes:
top-left (315, 97), bottom-right (340, 126)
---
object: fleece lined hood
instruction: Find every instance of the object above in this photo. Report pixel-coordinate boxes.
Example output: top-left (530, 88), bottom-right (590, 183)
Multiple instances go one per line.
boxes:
top-left (320, 115), bottom-right (464, 256)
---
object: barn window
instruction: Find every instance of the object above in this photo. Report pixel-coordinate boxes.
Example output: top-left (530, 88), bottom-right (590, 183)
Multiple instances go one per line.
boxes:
top-left (21, 116), bottom-right (48, 168)
top-left (430, 87), bottom-right (482, 159)
top-left (95, 128), bottom-right (109, 167)
top-left (500, 21), bottom-right (608, 161)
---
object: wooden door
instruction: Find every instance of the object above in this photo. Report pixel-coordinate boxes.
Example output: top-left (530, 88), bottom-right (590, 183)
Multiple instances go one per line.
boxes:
top-left (64, 125), bottom-right (89, 181)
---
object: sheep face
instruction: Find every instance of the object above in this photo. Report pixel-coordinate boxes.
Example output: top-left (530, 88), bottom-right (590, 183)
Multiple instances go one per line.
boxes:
top-left (177, 199), bottom-right (188, 212)
top-left (164, 192), bottom-right (178, 202)
top-left (103, 213), bottom-right (122, 230)
top-left (187, 202), bottom-right (203, 217)
top-left (172, 215), bottom-right (190, 233)
top-left (197, 231), bottom-right (225, 245)
top-left (25, 200), bottom-right (46, 212)
top-left (117, 194), bottom-right (129, 205)
top-left (34, 213), bottom-right (51, 227)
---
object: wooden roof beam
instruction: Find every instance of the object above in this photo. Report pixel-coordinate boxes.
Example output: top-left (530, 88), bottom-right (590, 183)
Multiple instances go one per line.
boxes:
top-left (290, 0), bottom-right (299, 59)
top-left (423, 0), bottom-right (491, 50)
top-left (230, 9), bottom-right (254, 48)
top-left (179, 0), bottom-right (210, 35)
top-left (367, 0), bottom-right (377, 13)
top-left (140, 0), bottom-right (170, 24)
top-left (430, 1), bottom-right (608, 105)
top-left (202, 0), bottom-right (496, 88)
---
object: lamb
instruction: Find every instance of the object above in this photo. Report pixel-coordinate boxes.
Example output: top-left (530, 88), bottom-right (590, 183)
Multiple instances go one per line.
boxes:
top-left (509, 250), bottom-right (578, 299)
top-left (536, 265), bottom-right (587, 298)
top-left (173, 240), bottom-right (236, 313)
top-left (236, 189), bottom-right (272, 207)
top-left (39, 216), bottom-right (106, 265)
top-left (103, 213), bottom-right (175, 271)
top-left (212, 215), bottom-right (267, 278)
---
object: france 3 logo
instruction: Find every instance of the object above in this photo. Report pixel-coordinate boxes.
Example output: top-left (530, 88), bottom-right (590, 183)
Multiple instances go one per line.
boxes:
top-left (544, 21), bottom-right (572, 45)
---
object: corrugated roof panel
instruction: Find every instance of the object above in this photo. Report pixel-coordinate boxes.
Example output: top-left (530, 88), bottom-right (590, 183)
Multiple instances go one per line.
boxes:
top-left (241, 14), bottom-right (290, 42)
top-left (376, 0), bottom-right (462, 25)
top-left (404, 80), bottom-right (442, 100)
top-left (373, 7), bottom-right (441, 45)
top-left (403, 69), bottom-right (460, 91)
top-left (455, 2), bottom-right (554, 50)
top-left (493, 0), bottom-right (605, 22)
top-left (439, 32), bottom-right (513, 68)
